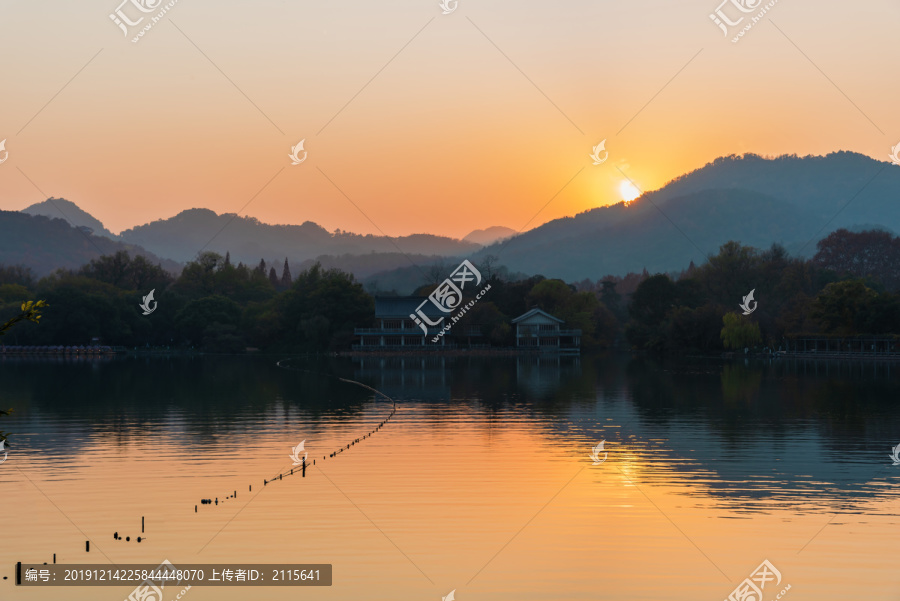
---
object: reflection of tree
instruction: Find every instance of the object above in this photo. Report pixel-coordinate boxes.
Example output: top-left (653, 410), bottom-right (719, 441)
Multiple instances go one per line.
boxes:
top-left (720, 363), bottom-right (762, 405)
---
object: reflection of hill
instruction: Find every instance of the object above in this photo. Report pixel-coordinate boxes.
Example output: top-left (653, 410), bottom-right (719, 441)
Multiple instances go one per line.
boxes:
top-left (0, 356), bottom-right (375, 454)
top-left (3, 355), bottom-right (897, 513)
top-left (563, 356), bottom-right (900, 513)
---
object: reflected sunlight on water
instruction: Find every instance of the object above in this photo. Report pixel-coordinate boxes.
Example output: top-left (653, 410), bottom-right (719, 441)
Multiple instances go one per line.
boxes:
top-left (0, 354), bottom-right (898, 600)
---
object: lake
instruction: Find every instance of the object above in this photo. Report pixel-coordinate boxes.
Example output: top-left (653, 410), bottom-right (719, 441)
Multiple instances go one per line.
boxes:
top-left (1, 353), bottom-right (898, 600)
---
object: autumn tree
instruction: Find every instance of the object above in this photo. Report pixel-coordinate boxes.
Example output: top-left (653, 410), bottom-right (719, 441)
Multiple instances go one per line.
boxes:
top-left (812, 228), bottom-right (900, 291)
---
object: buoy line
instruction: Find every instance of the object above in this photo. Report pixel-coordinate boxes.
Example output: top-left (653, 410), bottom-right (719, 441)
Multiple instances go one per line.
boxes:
top-left (194, 359), bottom-right (398, 511)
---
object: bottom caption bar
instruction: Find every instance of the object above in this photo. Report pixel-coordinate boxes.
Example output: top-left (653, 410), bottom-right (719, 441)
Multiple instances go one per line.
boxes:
top-left (16, 561), bottom-right (332, 586)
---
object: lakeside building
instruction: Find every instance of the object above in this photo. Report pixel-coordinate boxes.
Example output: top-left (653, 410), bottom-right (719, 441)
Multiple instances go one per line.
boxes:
top-left (353, 297), bottom-right (580, 353)
top-left (512, 308), bottom-right (581, 354)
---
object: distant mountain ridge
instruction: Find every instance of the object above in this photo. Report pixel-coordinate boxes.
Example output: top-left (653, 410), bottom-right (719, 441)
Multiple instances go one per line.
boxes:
top-left (469, 151), bottom-right (900, 282)
top-left (463, 226), bottom-right (516, 246)
top-left (7, 151), bottom-right (900, 287)
top-left (22, 198), bottom-right (117, 239)
top-left (0, 210), bottom-right (180, 277)
top-left (117, 208), bottom-right (483, 266)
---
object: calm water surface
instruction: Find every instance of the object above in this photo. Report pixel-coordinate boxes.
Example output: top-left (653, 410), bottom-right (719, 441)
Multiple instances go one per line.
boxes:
top-left (1, 354), bottom-right (898, 600)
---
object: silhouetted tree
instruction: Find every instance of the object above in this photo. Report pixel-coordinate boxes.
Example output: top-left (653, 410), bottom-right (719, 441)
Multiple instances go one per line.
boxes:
top-left (810, 280), bottom-right (877, 335)
top-left (813, 228), bottom-right (900, 291)
top-left (281, 258), bottom-right (292, 288)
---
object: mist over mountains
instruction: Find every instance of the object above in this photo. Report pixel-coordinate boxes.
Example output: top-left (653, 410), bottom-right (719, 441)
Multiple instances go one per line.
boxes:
top-left (6, 152), bottom-right (899, 288)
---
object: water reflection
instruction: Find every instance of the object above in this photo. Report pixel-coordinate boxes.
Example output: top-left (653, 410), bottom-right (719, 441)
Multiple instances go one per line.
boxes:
top-left (1, 353), bottom-right (897, 514)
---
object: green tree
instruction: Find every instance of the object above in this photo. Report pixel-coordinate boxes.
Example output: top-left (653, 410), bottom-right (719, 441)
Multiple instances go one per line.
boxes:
top-left (665, 305), bottom-right (722, 352)
top-left (79, 250), bottom-right (172, 291)
top-left (720, 311), bottom-right (762, 350)
top-left (174, 295), bottom-right (243, 347)
top-left (0, 299), bottom-right (47, 447)
top-left (625, 274), bottom-right (677, 350)
top-left (695, 241), bottom-right (760, 306)
top-left (278, 263), bottom-right (374, 351)
top-left (810, 279), bottom-right (878, 335)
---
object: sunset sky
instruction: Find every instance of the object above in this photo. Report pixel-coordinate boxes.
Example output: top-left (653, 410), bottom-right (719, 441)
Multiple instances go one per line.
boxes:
top-left (1, 0), bottom-right (898, 238)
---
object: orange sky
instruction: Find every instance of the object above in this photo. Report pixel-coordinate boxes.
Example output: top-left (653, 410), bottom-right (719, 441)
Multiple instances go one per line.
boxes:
top-left (1, 0), bottom-right (899, 238)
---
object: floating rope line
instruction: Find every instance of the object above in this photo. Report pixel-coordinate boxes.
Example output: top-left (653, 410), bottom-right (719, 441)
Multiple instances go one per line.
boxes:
top-left (196, 360), bottom-right (398, 509)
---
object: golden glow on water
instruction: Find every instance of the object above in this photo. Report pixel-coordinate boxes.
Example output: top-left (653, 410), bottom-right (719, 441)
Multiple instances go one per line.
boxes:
top-left (2, 396), bottom-right (899, 601)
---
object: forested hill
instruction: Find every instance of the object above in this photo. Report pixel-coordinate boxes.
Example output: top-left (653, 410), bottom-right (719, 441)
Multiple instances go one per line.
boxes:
top-left (473, 152), bottom-right (900, 281)
top-left (0, 210), bottom-right (179, 276)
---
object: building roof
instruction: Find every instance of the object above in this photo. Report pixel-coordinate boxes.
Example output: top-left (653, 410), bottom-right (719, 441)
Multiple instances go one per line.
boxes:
top-left (511, 308), bottom-right (564, 324)
top-left (375, 296), bottom-right (446, 319)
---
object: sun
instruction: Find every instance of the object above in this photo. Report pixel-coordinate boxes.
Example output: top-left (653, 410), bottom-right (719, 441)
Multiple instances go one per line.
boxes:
top-left (619, 180), bottom-right (641, 203)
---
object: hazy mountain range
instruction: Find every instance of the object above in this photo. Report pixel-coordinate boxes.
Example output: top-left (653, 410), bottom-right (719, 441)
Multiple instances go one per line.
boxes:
top-left (6, 151), bottom-right (899, 289)
top-left (471, 151), bottom-right (900, 282)
top-left (0, 208), bottom-right (181, 277)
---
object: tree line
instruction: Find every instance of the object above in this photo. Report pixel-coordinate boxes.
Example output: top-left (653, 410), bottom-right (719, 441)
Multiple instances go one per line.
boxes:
top-left (0, 228), bottom-right (897, 353)
top-left (609, 228), bottom-right (900, 352)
